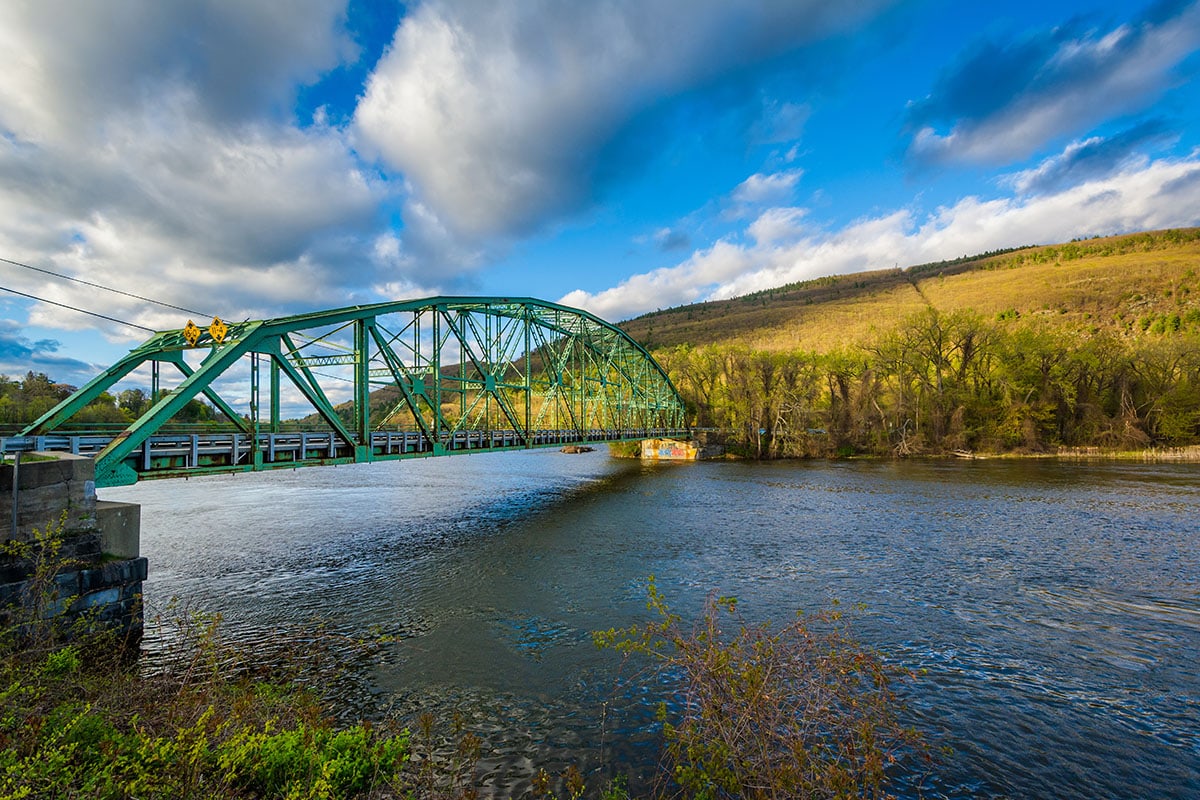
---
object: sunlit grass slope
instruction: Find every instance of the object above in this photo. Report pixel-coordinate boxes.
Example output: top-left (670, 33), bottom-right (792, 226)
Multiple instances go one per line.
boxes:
top-left (619, 228), bottom-right (1200, 352)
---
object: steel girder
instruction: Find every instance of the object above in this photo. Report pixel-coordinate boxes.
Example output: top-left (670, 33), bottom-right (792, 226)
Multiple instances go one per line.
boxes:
top-left (22, 297), bottom-right (689, 486)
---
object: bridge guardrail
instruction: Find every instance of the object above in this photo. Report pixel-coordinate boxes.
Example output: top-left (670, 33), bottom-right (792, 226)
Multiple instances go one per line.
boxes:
top-left (2, 428), bottom-right (691, 485)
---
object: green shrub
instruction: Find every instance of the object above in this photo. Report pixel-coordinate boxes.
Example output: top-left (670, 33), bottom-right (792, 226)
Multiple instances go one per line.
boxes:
top-left (607, 440), bottom-right (642, 458)
top-left (596, 579), bottom-right (928, 800)
top-left (41, 646), bottom-right (81, 678)
top-left (216, 722), bottom-right (410, 798)
top-left (0, 517), bottom-right (418, 800)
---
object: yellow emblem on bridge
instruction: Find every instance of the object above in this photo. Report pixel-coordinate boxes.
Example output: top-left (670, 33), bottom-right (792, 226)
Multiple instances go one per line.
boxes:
top-left (182, 320), bottom-right (201, 347)
top-left (209, 317), bottom-right (228, 344)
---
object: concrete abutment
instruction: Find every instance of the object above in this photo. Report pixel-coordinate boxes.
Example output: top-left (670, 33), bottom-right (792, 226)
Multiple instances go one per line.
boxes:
top-left (0, 452), bottom-right (144, 635)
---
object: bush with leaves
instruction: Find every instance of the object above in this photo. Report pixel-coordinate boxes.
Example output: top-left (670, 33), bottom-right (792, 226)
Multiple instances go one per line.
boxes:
top-left (595, 578), bottom-right (928, 800)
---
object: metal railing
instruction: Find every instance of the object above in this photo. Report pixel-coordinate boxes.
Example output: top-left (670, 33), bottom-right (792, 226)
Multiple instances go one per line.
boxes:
top-left (3, 427), bottom-right (691, 485)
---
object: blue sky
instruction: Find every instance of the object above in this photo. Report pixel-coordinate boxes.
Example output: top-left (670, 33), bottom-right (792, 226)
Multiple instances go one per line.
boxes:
top-left (2, 0), bottom-right (1200, 388)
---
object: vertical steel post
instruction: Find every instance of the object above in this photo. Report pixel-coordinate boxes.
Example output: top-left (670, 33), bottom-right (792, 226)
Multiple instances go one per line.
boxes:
top-left (9, 451), bottom-right (19, 540)
top-left (458, 311), bottom-right (466, 424)
top-left (524, 305), bottom-right (532, 443)
top-left (270, 357), bottom-right (280, 433)
top-left (432, 308), bottom-right (442, 445)
top-left (578, 327), bottom-right (585, 439)
top-left (354, 318), bottom-right (370, 446)
top-left (250, 352), bottom-right (260, 464)
top-left (151, 360), bottom-right (160, 404)
top-left (484, 307), bottom-right (492, 433)
top-left (414, 309), bottom-right (422, 434)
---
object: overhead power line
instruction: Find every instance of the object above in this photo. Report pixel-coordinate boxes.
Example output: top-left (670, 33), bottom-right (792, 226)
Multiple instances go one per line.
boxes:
top-left (0, 255), bottom-right (213, 319)
top-left (0, 284), bottom-right (156, 332)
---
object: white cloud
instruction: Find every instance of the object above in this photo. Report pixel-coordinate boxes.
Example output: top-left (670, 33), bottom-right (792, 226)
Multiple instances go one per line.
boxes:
top-left (0, 2), bottom-right (460, 339)
top-left (560, 239), bottom-right (754, 317)
top-left (0, 0), bottom-right (352, 146)
top-left (747, 207), bottom-right (808, 245)
top-left (731, 170), bottom-right (805, 207)
top-left (562, 154), bottom-right (1200, 321)
top-left (0, 103), bottom-right (402, 334)
top-left (1002, 121), bottom-right (1173, 195)
top-left (909, 3), bottom-right (1200, 165)
top-left (355, 0), bottom-right (893, 237)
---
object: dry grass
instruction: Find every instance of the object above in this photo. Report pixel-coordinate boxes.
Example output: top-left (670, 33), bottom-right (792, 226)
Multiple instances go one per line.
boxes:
top-left (620, 228), bottom-right (1200, 353)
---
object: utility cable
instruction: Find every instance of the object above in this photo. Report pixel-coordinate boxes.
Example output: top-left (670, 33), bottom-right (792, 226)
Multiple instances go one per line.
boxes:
top-left (0, 255), bottom-right (378, 351)
top-left (2, 284), bottom-right (351, 386)
top-left (0, 284), bottom-right (156, 332)
top-left (0, 255), bottom-right (214, 319)
top-left (2, 256), bottom-right (356, 364)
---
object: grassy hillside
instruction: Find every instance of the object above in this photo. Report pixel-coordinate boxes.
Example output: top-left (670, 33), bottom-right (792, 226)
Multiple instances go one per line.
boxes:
top-left (619, 228), bottom-right (1200, 352)
top-left (291, 229), bottom-right (1200, 455)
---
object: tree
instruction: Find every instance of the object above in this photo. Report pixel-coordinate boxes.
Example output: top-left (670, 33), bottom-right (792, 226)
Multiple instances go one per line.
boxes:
top-left (1126, 334), bottom-right (1200, 444)
top-left (19, 371), bottom-right (72, 401)
top-left (118, 388), bottom-right (149, 419)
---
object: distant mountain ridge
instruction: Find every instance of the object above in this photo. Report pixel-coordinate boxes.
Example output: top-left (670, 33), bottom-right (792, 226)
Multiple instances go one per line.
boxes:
top-left (618, 228), bottom-right (1200, 352)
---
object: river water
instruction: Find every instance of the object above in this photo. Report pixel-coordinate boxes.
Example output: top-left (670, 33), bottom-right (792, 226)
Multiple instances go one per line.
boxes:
top-left (105, 452), bottom-right (1200, 799)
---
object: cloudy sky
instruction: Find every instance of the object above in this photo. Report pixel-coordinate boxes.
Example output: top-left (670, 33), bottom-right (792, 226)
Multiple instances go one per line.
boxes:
top-left (3, 0), bottom-right (1200, 385)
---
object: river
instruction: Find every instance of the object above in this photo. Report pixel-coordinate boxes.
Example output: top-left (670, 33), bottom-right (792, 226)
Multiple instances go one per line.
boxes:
top-left (104, 452), bottom-right (1200, 799)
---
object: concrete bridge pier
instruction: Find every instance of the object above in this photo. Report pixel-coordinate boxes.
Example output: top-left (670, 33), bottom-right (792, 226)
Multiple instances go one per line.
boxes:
top-left (0, 450), bottom-right (145, 636)
top-left (639, 435), bottom-right (724, 460)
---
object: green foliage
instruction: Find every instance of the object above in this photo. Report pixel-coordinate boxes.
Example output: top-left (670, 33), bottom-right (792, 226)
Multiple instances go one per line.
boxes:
top-left (0, 518), bottom-right (438, 800)
top-left (117, 388), bottom-right (149, 419)
top-left (0, 371), bottom-right (131, 427)
top-left (215, 722), bottom-right (410, 798)
top-left (661, 310), bottom-right (1200, 456)
top-left (0, 626), bottom-right (417, 799)
top-left (595, 579), bottom-right (927, 800)
top-left (607, 440), bottom-right (642, 458)
top-left (40, 646), bottom-right (81, 678)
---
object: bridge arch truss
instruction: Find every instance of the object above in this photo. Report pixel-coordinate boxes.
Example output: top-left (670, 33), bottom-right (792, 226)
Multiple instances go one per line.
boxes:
top-left (22, 297), bottom-right (688, 486)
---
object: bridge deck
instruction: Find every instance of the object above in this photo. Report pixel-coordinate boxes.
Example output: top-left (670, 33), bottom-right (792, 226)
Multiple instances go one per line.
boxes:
top-left (11, 428), bottom-right (688, 484)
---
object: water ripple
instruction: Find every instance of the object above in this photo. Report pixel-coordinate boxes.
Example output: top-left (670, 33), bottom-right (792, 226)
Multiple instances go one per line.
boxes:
top-left (106, 454), bottom-right (1200, 800)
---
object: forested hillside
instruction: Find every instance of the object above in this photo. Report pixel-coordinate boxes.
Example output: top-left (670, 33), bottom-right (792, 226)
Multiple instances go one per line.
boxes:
top-left (625, 229), bottom-right (1200, 456)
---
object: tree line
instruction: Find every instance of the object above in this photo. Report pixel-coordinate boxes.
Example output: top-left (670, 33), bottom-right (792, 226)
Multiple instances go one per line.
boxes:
top-left (657, 308), bottom-right (1200, 457)
top-left (0, 372), bottom-right (217, 429)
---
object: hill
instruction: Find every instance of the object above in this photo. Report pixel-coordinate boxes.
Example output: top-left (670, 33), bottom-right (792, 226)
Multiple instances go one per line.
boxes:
top-left (619, 228), bottom-right (1200, 352)
top-left (291, 229), bottom-right (1200, 457)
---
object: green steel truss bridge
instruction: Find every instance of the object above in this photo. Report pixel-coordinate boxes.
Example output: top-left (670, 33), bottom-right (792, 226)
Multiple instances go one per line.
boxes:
top-left (17, 297), bottom-right (688, 487)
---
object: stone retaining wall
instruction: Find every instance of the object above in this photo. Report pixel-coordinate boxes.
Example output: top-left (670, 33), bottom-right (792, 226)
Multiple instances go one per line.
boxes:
top-left (0, 527), bottom-right (148, 634)
top-left (1, 453), bottom-right (145, 635)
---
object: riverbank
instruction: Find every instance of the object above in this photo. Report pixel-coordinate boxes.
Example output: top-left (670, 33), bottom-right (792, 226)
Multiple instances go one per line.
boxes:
top-left (707, 439), bottom-right (1200, 462)
top-left (1, 522), bottom-right (920, 800)
top-left (1051, 444), bottom-right (1200, 461)
top-left (896, 444), bottom-right (1200, 462)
